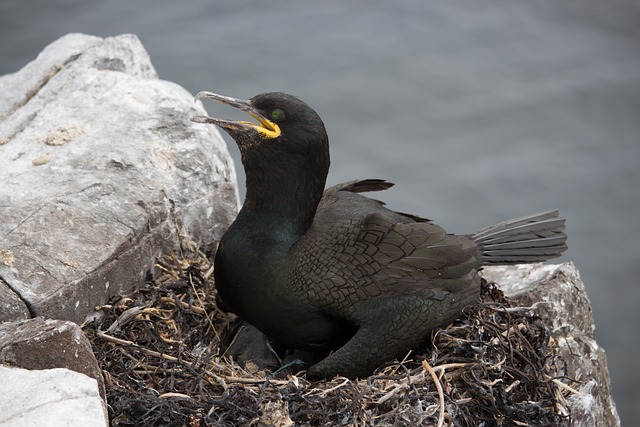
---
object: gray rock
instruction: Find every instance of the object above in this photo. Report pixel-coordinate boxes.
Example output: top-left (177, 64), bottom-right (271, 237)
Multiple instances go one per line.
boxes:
top-left (0, 317), bottom-right (104, 400)
top-left (483, 263), bottom-right (620, 427)
top-left (0, 365), bottom-right (108, 427)
top-left (0, 278), bottom-right (29, 323)
top-left (0, 33), bottom-right (239, 323)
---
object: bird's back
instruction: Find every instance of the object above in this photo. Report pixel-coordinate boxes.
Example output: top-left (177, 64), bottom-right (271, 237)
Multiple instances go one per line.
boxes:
top-left (288, 180), bottom-right (482, 316)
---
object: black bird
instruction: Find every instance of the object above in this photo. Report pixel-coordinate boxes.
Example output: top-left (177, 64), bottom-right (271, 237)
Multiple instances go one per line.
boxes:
top-left (192, 91), bottom-right (567, 379)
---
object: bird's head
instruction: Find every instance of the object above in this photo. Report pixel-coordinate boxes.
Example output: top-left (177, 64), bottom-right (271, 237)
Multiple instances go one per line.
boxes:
top-left (192, 91), bottom-right (330, 220)
top-left (192, 91), bottom-right (329, 161)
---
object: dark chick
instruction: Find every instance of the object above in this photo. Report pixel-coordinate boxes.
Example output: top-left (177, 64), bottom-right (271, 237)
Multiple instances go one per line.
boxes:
top-left (192, 91), bottom-right (567, 379)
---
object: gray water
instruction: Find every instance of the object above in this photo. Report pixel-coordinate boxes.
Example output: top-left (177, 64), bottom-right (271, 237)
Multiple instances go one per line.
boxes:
top-left (2, 1), bottom-right (638, 422)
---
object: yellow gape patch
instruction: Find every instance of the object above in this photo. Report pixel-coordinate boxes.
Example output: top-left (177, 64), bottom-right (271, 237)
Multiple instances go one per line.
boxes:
top-left (247, 112), bottom-right (281, 138)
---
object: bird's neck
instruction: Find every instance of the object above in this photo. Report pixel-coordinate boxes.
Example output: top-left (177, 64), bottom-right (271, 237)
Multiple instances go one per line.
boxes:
top-left (237, 150), bottom-right (329, 245)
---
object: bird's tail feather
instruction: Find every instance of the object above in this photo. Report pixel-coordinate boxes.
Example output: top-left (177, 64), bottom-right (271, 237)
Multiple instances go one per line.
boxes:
top-left (472, 210), bottom-right (567, 264)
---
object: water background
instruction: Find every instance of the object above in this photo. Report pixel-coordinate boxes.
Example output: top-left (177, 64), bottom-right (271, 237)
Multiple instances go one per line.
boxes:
top-left (1, 1), bottom-right (638, 422)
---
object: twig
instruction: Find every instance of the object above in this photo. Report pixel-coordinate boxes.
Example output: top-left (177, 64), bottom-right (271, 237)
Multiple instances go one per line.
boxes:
top-left (319, 377), bottom-right (351, 396)
top-left (552, 378), bottom-right (582, 396)
top-left (158, 297), bottom-right (206, 315)
top-left (97, 330), bottom-right (179, 362)
top-left (423, 359), bottom-right (445, 427)
top-left (431, 362), bottom-right (473, 373)
top-left (376, 382), bottom-right (409, 405)
top-left (188, 274), bottom-right (219, 340)
top-left (95, 330), bottom-right (290, 386)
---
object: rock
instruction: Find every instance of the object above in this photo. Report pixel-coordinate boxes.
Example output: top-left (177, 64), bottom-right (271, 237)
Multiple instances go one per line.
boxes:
top-left (0, 33), bottom-right (239, 323)
top-left (0, 317), bottom-right (104, 400)
top-left (0, 365), bottom-right (108, 427)
top-left (483, 263), bottom-right (620, 427)
top-left (0, 278), bottom-right (29, 323)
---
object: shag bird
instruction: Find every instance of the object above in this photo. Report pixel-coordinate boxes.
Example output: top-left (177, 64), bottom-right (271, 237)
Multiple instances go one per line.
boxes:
top-left (192, 91), bottom-right (567, 379)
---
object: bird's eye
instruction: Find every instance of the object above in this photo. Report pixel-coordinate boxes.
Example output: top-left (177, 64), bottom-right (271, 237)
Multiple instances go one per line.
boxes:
top-left (270, 109), bottom-right (284, 121)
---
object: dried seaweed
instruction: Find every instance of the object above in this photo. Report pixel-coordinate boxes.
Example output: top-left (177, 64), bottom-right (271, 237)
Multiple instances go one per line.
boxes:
top-left (84, 234), bottom-right (574, 426)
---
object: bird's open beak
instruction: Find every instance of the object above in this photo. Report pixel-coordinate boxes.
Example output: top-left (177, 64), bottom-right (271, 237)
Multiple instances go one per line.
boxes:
top-left (191, 91), bottom-right (281, 138)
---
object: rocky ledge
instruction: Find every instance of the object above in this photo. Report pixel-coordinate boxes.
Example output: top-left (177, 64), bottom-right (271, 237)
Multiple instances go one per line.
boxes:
top-left (0, 33), bottom-right (239, 324)
top-left (0, 34), bottom-right (620, 426)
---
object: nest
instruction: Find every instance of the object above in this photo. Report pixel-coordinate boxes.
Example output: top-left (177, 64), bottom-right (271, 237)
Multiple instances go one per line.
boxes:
top-left (84, 234), bottom-right (574, 426)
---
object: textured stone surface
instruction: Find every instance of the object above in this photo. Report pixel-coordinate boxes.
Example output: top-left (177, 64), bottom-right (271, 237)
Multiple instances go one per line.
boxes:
top-left (0, 33), bottom-right (239, 323)
top-left (0, 365), bottom-right (108, 427)
top-left (0, 278), bottom-right (29, 323)
top-left (0, 317), bottom-right (104, 399)
top-left (483, 263), bottom-right (620, 427)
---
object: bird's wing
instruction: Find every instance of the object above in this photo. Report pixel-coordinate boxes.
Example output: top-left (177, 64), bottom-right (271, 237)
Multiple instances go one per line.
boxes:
top-left (324, 178), bottom-right (395, 194)
top-left (289, 181), bottom-right (479, 306)
top-left (317, 179), bottom-right (430, 223)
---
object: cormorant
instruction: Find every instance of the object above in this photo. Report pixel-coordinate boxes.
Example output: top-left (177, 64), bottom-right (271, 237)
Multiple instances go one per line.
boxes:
top-left (192, 91), bottom-right (567, 379)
